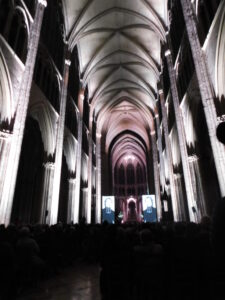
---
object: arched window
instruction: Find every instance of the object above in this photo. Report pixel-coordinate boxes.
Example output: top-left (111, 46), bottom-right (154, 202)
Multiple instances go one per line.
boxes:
top-left (65, 97), bottom-right (78, 137)
top-left (7, 9), bottom-right (28, 63)
top-left (23, 0), bottom-right (35, 16)
top-left (34, 56), bottom-right (42, 83)
top-left (198, 0), bottom-right (221, 43)
top-left (33, 54), bottom-right (60, 113)
top-left (136, 163), bottom-right (143, 184)
top-left (119, 164), bottom-right (125, 184)
top-left (41, 0), bottom-right (64, 73)
top-left (0, 49), bottom-right (13, 130)
top-left (68, 47), bottom-right (80, 104)
top-left (0, 0), bottom-right (11, 35)
top-left (114, 167), bottom-right (118, 184)
top-left (127, 163), bottom-right (135, 185)
top-left (83, 88), bottom-right (90, 128)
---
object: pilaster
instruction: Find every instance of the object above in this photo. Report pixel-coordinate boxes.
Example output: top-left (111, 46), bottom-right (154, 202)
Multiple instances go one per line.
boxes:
top-left (165, 50), bottom-right (197, 222)
top-left (155, 110), bottom-right (166, 192)
top-left (0, 132), bottom-right (12, 204)
top-left (159, 90), bottom-right (180, 221)
top-left (68, 178), bottom-right (76, 223)
top-left (87, 129), bottom-right (93, 224)
top-left (41, 162), bottom-right (54, 224)
top-left (188, 155), bottom-right (206, 219)
top-left (151, 131), bottom-right (162, 221)
top-left (74, 89), bottom-right (84, 223)
top-left (95, 134), bottom-right (102, 223)
top-left (48, 55), bottom-right (71, 225)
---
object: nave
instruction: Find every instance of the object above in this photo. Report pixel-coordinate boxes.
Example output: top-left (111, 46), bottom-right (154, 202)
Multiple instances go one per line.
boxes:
top-left (0, 0), bottom-right (225, 298)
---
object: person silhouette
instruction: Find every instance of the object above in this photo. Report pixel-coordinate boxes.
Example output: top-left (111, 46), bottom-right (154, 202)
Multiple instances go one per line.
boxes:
top-left (216, 121), bottom-right (225, 144)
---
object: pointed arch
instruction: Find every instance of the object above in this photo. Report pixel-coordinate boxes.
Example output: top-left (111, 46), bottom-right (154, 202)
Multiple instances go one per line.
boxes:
top-left (29, 101), bottom-right (57, 156)
top-left (0, 49), bottom-right (14, 125)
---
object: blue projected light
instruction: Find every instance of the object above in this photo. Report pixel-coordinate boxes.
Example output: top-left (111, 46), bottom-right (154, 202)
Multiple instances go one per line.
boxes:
top-left (142, 195), bottom-right (157, 222)
top-left (102, 196), bottom-right (115, 224)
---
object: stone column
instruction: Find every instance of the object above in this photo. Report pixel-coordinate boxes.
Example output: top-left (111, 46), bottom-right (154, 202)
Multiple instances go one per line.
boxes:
top-left (0, 0), bottom-right (47, 225)
top-left (181, 0), bottom-right (225, 197)
top-left (174, 173), bottom-right (186, 220)
top-left (122, 201), bottom-right (126, 223)
top-left (159, 90), bottom-right (180, 221)
top-left (155, 110), bottom-right (166, 192)
top-left (47, 56), bottom-right (71, 225)
top-left (188, 155), bottom-right (206, 219)
top-left (40, 162), bottom-right (55, 223)
top-left (0, 132), bottom-right (11, 202)
top-left (151, 132), bottom-right (162, 221)
top-left (125, 163), bottom-right (128, 196)
top-left (87, 128), bottom-right (93, 224)
top-left (95, 134), bottom-right (102, 223)
top-left (139, 200), bottom-right (142, 222)
top-left (67, 178), bottom-right (76, 223)
top-left (82, 187), bottom-right (88, 218)
top-left (74, 89), bottom-right (84, 223)
top-left (165, 51), bottom-right (197, 222)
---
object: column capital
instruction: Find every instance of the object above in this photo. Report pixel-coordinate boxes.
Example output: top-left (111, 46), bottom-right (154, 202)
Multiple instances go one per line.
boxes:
top-left (80, 78), bottom-right (85, 86)
top-left (79, 88), bottom-right (85, 100)
top-left (188, 155), bottom-right (199, 162)
top-left (165, 49), bottom-right (171, 57)
top-left (37, 0), bottom-right (47, 7)
top-left (0, 130), bottom-right (12, 139)
top-left (217, 115), bottom-right (225, 122)
top-left (43, 162), bottom-right (55, 169)
top-left (68, 178), bottom-right (76, 184)
top-left (150, 131), bottom-right (156, 136)
top-left (174, 173), bottom-right (182, 179)
top-left (65, 59), bottom-right (71, 66)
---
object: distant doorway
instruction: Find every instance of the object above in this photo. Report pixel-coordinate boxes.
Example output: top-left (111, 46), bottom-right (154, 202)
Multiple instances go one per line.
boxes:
top-left (126, 198), bottom-right (138, 222)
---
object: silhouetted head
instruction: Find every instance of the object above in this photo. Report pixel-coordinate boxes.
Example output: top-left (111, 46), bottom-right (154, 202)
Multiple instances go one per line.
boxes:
top-left (216, 122), bottom-right (225, 144)
top-left (140, 229), bottom-right (153, 244)
top-left (20, 226), bottom-right (30, 237)
top-left (200, 215), bottom-right (211, 226)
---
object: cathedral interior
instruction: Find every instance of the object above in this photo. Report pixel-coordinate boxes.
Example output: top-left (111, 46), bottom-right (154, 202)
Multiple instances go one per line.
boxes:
top-left (0, 0), bottom-right (225, 299)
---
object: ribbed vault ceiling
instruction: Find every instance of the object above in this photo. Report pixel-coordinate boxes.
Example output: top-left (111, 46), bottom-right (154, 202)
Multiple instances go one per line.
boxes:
top-left (110, 132), bottom-right (147, 171)
top-left (62, 0), bottom-right (168, 153)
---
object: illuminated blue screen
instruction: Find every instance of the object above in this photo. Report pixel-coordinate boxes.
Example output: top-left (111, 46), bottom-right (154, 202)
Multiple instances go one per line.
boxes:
top-left (142, 195), bottom-right (157, 222)
top-left (102, 196), bottom-right (115, 224)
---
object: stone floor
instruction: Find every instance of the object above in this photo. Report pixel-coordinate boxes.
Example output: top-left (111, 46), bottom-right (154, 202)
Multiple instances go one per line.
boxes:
top-left (17, 262), bottom-right (101, 300)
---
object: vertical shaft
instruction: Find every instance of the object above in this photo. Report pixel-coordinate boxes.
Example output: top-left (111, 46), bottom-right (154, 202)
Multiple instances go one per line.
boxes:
top-left (166, 51), bottom-right (196, 222)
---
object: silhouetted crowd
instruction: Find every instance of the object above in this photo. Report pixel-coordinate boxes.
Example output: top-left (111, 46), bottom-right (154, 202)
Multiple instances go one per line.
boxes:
top-left (0, 210), bottom-right (225, 300)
